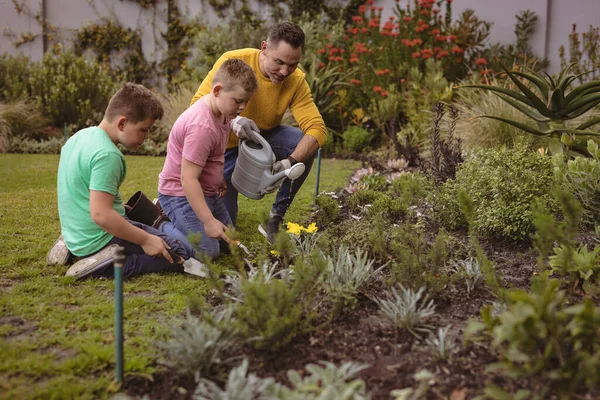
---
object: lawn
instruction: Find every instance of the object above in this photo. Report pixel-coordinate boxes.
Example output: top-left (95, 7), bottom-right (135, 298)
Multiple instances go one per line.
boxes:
top-left (0, 153), bottom-right (360, 400)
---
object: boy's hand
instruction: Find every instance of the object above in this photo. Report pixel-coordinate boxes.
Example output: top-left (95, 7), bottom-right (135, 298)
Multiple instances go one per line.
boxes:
top-left (205, 218), bottom-right (230, 242)
top-left (141, 234), bottom-right (174, 263)
top-left (231, 116), bottom-right (260, 142)
top-left (217, 180), bottom-right (227, 198)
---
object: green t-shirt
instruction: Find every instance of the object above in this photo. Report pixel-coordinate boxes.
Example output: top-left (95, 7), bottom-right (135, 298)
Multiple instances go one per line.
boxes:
top-left (57, 127), bottom-right (127, 256)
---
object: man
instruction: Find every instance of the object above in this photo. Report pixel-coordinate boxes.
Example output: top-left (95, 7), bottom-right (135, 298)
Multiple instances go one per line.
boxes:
top-left (191, 21), bottom-right (326, 243)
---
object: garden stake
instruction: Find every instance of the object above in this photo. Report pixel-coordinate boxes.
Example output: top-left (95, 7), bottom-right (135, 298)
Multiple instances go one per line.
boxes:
top-left (113, 246), bottom-right (126, 384)
top-left (314, 148), bottom-right (322, 198)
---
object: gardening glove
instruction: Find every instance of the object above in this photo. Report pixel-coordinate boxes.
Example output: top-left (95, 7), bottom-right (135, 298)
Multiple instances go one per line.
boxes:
top-left (261, 159), bottom-right (292, 195)
top-left (231, 116), bottom-right (260, 143)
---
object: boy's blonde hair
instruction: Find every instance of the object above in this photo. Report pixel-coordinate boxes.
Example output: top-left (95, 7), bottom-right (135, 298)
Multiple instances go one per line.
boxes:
top-left (104, 83), bottom-right (163, 123)
top-left (213, 59), bottom-right (258, 93)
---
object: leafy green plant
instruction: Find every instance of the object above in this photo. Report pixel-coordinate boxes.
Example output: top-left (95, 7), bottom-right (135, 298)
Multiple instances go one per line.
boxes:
top-left (342, 125), bottom-right (373, 153)
top-left (325, 245), bottom-right (386, 309)
top-left (388, 225), bottom-right (452, 299)
top-left (0, 53), bottom-right (31, 102)
top-left (3, 137), bottom-right (64, 154)
top-left (436, 143), bottom-right (557, 240)
top-left (549, 243), bottom-right (600, 283)
top-left (373, 285), bottom-right (437, 338)
top-left (193, 358), bottom-right (276, 400)
top-left (313, 193), bottom-right (341, 227)
top-left (161, 307), bottom-right (240, 378)
top-left (554, 140), bottom-right (600, 225)
top-left (465, 274), bottom-right (600, 398)
top-left (272, 361), bottom-right (370, 400)
top-left (459, 61), bottom-right (600, 155)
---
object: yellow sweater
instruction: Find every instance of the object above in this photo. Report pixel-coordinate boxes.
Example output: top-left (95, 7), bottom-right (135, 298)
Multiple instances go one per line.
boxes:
top-left (191, 48), bottom-right (327, 149)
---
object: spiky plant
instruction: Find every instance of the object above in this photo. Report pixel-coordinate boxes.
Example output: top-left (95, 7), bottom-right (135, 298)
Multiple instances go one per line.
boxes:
top-left (423, 325), bottom-right (456, 361)
top-left (193, 358), bottom-right (276, 400)
top-left (373, 285), bottom-right (437, 338)
top-left (459, 62), bottom-right (600, 154)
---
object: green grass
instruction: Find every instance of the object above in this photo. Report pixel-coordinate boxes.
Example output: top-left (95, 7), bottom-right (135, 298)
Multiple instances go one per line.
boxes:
top-left (0, 153), bottom-right (359, 399)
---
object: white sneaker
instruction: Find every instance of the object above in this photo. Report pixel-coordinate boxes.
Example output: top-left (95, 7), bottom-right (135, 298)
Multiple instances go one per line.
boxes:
top-left (46, 234), bottom-right (72, 266)
top-left (182, 258), bottom-right (209, 278)
top-left (65, 245), bottom-right (120, 280)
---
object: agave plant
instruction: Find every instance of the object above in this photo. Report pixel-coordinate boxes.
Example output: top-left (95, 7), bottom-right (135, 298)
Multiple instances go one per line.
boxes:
top-left (459, 62), bottom-right (600, 154)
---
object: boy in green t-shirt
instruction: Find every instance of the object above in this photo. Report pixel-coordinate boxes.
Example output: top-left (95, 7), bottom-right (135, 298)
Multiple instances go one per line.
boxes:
top-left (47, 83), bottom-right (203, 279)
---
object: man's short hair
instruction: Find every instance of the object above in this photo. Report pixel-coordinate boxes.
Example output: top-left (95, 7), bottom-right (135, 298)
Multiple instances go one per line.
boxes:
top-left (105, 83), bottom-right (163, 122)
top-left (213, 59), bottom-right (258, 93)
top-left (267, 22), bottom-right (305, 50)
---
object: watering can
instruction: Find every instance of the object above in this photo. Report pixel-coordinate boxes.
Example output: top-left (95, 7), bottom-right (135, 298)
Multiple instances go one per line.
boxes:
top-left (231, 133), bottom-right (305, 200)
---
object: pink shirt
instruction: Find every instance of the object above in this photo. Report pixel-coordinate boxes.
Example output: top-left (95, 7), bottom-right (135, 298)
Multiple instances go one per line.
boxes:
top-left (158, 99), bottom-right (230, 197)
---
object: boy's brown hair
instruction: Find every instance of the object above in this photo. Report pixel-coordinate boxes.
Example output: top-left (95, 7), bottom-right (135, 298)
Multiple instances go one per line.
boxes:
top-left (104, 83), bottom-right (163, 123)
top-left (213, 59), bottom-right (258, 93)
top-left (267, 22), bottom-right (305, 50)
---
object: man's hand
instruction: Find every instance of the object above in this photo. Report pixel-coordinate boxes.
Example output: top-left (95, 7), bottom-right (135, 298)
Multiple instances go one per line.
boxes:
top-left (231, 116), bottom-right (260, 142)
top-left (205, 218), bottom-right (230, 242)
top-left (141, 234), bottom-right (174, 263)
top-left (217, 179), bottom-right (227, 198)
top-left (272, 158), bottom-right (292, 173)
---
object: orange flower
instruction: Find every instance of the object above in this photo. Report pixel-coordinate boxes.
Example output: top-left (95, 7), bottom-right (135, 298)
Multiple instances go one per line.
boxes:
top-left (451, 46), bottom-right (463, 54)
top-left (448, 35), bottom-right (457, 41)
top-left (412, 51), bottom-right (421, 58)
top-left (352, 16), bottom-right (364, 23)
top-left (436, 50), bottom-right (449, 58)
top-left (480, 69), bottom-right (492, 75)
top-left (373, 86), bottom-right (383, 92)
top-left (381, 91), bottom-right (389, 97)
top-left (350, 79), bottom-right (362, 85)
top-left (431, 29), bottom-right (441, 35)
top-left (403, 16), bottom-right (411, 22)
top-left (349, 57), bottom-right (360, 63)
top-left (361, 27), bottom-right (369, 33)
top-left (413, 38), bottom-right (423, 45)
top-left (474, 57), bottom-right (488, 65)
top-left (325, 44), bottom-right (333, 48)
top-left (358, 4), bottom-right (366, 13)
top-left (455, 57), bottom-right (463, 63)
top-left (318, 62), bottom-right (325, 68)
top-left (317, 48), bottom-right (325, 54)
top-left (366, 0), bottom-right (374, 4)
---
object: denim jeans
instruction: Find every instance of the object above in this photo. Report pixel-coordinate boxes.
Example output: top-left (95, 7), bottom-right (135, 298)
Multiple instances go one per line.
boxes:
top-left (223, 125), bottom-right (315, 225)
top-left (158, 193), bottom-right (232, 260)
top-left (91, 218), bottom-right (192, 279)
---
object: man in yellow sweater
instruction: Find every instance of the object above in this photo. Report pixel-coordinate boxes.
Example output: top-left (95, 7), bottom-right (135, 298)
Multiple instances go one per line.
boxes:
top-left (190, 22), bottom-right (326, 243)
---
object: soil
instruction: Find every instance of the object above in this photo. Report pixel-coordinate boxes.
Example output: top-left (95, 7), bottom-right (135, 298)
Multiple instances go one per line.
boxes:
top-left (123, 161), bottom-right (583, 399)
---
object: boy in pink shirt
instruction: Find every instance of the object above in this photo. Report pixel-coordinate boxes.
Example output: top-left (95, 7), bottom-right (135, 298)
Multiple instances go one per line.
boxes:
top-left (157, 59), bottom-right (258, 259)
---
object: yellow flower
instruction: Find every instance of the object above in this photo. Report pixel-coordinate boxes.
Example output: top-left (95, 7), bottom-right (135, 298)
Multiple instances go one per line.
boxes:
top-left (270, 250), bottom-right (280, 257)
top-left (304, 222), bottom-right (318, 234)
top-left (286, 222), bottom-right (303, 236)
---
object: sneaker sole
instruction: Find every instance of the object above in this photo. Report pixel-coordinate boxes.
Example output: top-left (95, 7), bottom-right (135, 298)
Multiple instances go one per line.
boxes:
top-left (65, 245), bottom-right (120, 280)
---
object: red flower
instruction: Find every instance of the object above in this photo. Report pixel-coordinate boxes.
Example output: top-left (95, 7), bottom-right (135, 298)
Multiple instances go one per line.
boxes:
top-left (317, 48), bottom-right (325, 54)
top-left (432, 7), bottom-right (440, 14)
top-left (403, 16), bottom-right (411, 22)
top-left (358, 4), bottom-right (367, 13)
top-left (431, 29), bottom-right (441, 35)
top-left (447, 0), bottom-right (452, 3)
top-left (412, 51), bottom-right (421, 58)
top-left (373, 86), bottom-right (383, 92)
top-left (375, 69), bottom-right (391, 75)
top-left (448, 35), bottom-right (457, 41)
top-left (325, 43), bottom-right (333, 48)
top-left (352, 16), bottom-right (364, 23)
top-left (455, 57), bottom-right (463, 63)
top-left (474, 57), bottom-right (488, 66)
top-left (436, 50), bottom-right (449, 58)
top-left (366, 0), bottom-right (374, 4)
top-left (318, 62), bottom-right (325, 68)
top-left (350, 79), bottom-right (362, 85)
top-left (419, 9), bottom-right (429, 16)
top-left (480, 69), bottom-right (492, 75)
top-left (413, 38), bottom-right (423, 45)
top-left (381, 91), bottom-right (389, 97)
top-left (334, 56), bottom-right (343, 61)
top-left (361, 27), bottom-right (369, 33)
top-left (451, 46), bottom-right (463, 54)
top-left (349, 57), bottom-right (360, 63)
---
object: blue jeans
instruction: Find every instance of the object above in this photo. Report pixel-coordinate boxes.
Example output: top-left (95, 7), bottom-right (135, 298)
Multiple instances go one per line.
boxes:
top-left (91, 218), bottom-right (192, 278)
top-left (158, 193), bottom-right (232, 260)
top-left (223, 125), bottom-right (315, 225)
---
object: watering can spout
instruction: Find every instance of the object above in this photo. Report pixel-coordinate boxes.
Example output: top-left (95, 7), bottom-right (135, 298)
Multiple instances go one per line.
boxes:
top-left (257, 162), bottom-right (305, 193)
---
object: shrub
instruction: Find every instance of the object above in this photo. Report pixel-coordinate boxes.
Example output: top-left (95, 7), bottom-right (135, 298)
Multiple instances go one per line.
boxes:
top-left (554, 140), bottom-right (600, 226)
top-left (0, 53), bottom-right (31, 102)
top-left (28, 50), bottom-right (119, 130)
top-left (342, 125), bottom-right (373, 153)
top-left (367, 194), bottom-right (408, 222)
top-left (389, 171), bottom-right (431, 205)
top-left (313, 193), bottom-right (340, 227)
top-left (347, 189), bottom-right (386, 214)
top-left (152, 85), bottom-right (198, 144)
top-left (4, 137), bottom-right (64, 154)
top-left (436, 144), bottom-right (557, 240)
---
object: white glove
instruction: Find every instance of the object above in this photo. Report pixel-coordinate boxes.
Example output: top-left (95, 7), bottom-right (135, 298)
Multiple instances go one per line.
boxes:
top-left (272, 159), bottom-right (292, 173)
top-left (260, 159), bottom-right (292, 195)
top-left (231, 116), bottom-right (260, 142)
